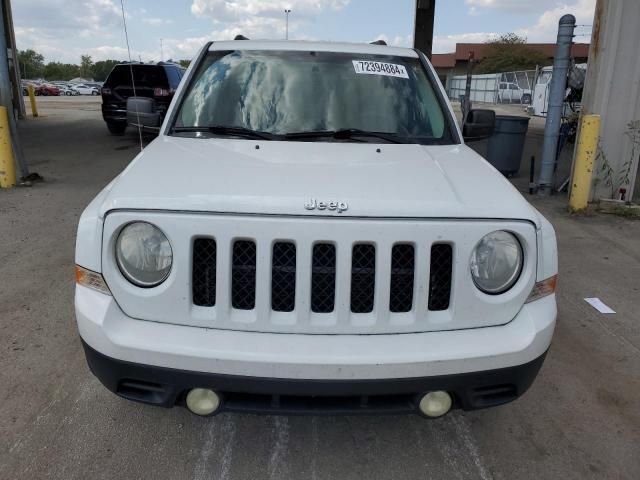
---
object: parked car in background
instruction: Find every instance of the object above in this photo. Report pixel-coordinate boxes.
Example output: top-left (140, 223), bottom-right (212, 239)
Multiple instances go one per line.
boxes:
top-left (35, 84), bottom-right (61, 96)
top-left (57, 85), bottom-right (78, 96)
top-left (101, 61), bottom-right (186, 134)
top-left (71, 84), bottom-right (100, 95)
top-left (497, 82), bottom-right (532, 104)
top-left (21, 81), bottom-right (36, 95)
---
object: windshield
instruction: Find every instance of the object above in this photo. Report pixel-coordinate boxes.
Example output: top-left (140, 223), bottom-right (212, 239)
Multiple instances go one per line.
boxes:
top-left (172, 50), bottom-right (454, 144)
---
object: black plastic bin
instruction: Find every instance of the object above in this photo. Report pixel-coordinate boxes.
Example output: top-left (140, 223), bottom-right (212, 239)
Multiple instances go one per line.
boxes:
top-left (486, 115), bottom-right (530, 176)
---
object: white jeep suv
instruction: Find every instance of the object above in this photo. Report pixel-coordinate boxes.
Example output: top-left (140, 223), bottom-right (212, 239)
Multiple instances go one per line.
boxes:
top-left (75, 40), bottom-right (557, 417)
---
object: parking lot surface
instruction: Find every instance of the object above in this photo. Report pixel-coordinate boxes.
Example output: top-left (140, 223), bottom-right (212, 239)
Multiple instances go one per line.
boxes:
top-left (1, 97), bottom-right (639, 479)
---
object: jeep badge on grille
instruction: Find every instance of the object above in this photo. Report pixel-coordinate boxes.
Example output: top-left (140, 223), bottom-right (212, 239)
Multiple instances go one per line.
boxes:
top-left (304, 198), bottom-right (348, 213)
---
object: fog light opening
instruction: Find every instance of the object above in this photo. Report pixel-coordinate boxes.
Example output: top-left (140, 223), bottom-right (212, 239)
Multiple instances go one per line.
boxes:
top-left (418, 391), bottom-right (452, 418)
top-left (186, 388), bottom-right (221, 416)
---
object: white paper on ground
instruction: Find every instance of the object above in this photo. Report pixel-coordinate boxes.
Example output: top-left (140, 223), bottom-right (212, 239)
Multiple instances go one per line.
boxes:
top-left (584, 298), bottom-right (616, 314)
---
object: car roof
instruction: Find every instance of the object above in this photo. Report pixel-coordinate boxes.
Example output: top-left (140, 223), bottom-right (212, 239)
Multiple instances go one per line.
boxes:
top-left (208, 40), bottom-right (419, 58)
top-left (113, 62), bottom-right (181, 68)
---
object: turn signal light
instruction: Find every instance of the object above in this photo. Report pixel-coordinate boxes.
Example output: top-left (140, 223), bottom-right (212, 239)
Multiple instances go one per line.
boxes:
top-left (525, 275), bottom-right (557, 303)
top-left (75, 265), bottom-right (111, 295)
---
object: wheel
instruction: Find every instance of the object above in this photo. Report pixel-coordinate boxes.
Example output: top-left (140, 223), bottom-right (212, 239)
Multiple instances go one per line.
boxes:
top-left (522, 94), bottom-right (532, 105)
top-left (91, 91), bottom-right (99, 96)
top-left (66, 91), bottom-right (72, 96)
top-left (106, 122), bottom-right (127, 135)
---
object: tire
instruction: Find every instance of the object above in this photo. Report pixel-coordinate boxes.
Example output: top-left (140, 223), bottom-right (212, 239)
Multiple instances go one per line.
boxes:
top-left (91, 91), bottom-right (99, 96)
top-left (106, 122), bottom-right (127, 135)
top-left (522, 94), bottom-right (532, 105)
top-left (66, 91), bottom-right (72, 96)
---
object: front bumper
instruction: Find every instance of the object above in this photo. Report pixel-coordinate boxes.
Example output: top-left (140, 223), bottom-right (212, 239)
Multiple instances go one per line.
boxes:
top-left (76, 285), bottom-right (556, 414)
top-left (82, 339), bottom-right (547, 414)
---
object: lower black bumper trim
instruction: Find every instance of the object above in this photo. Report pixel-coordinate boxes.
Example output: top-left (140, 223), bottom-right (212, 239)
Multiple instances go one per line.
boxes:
top-left (81, 339), bottom-right (547, 415)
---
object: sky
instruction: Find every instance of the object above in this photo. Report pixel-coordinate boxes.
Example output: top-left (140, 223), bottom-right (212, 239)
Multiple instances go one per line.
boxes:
top-left (12, 0), bottom-right (596, 64)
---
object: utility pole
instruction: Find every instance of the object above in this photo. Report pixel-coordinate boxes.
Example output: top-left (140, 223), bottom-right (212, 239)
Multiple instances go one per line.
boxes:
top-left (284, 9), bottom-right (291, 40)
top-left (160, 38), bottom-right (164, 61)
top-left (462, 51), bottom-right (474, 121)
top-left (537, 14), bottom-right (576, 196)
top-left (414, 0), bottom-right (436, 58)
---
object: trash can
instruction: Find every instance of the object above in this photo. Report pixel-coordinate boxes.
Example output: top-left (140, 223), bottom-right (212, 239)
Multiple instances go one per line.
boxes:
top-left (486, 115), bottom-right (530, 176)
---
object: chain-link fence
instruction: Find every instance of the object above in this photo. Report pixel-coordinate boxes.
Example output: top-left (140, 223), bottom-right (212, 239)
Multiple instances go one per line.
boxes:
top-left (447, 70), bottom-right (537, 105)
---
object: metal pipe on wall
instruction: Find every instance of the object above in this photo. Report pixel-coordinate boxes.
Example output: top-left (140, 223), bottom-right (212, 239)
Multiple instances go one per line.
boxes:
top-left (537, 14), bottom-right (576, 196)
top-left (0, 0), bottom-right (28, 179)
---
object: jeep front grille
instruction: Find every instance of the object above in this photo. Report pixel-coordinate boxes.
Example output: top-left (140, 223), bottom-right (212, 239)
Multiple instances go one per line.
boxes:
top-left (271, 242), bottom-right (296, 312)
top-left (351, 244), bottom-right (376, 313)
top-left (231, 240), bottom-right (257, 310)
top-left (192, 239), bottom-right (452, 316)
top-left (108, 213), bottom-right (536, 335)
top-left (311, 243), bottom-right (336, 313)
top-left (192, 238), bottom-right (216, 307)
top-left (428, 244), bottom-right (453, 311)
top-left (389, 244), bottom-right (415, 313)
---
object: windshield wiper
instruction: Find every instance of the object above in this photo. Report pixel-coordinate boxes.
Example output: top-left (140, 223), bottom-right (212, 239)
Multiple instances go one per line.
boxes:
top-left (283, 128), bottom-right (409, 144)
top-left (173, 125), bottom-right (277, 140)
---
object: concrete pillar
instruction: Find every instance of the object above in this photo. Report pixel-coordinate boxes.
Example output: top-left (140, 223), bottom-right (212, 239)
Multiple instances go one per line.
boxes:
top-left (414, 0), bottom-right (436, 59)
top-left (579, 0), bottom-right (640, 202)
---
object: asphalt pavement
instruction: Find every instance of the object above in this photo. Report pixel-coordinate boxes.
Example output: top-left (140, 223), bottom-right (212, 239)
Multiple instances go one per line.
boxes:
top-left (0, 96), bottom-right (638, 479)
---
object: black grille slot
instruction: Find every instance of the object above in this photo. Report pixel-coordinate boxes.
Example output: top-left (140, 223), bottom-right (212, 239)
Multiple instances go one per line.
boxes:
top-left (232, 240), bottom-right (257, 310)
top-left (350, 244), bottom-right (376, 313)
top-left (272, 242), bottom-right (296, 312)
top-left (428, 244), bottom-right (453, 311)
top-left (311, 243), bottom-right (336, 313)
top-left (389, 244), bottom-right (415, 313)
top-left (192, 238), bottom-right (216, 307)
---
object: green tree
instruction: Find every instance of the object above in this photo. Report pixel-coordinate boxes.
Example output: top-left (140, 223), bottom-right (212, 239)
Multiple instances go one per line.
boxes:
top-left (476, 33), bottom-right (550, 74)
top-left (79, 54), bottom-right (94, 79)
top-left (18, 49), bottom-right (45, 79)
top-left (43, 62), bottom-right (80, 80)
top-left (92, 60), bottom-right (121, 82)
top-left (178, 59), bottom-right (191, 68)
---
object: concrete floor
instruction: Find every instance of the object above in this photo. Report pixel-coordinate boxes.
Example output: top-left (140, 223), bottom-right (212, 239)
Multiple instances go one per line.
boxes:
top-left (1, 96), bottom-right (639, 479)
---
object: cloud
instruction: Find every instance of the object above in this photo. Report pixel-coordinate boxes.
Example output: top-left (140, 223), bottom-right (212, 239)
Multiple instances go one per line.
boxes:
top-left (14, 0), bottom-right (121, 34)
top-left (464, 0), bottom-right (553, 13)
top-left (517, 0), bottom-right (596, 41)
top-left (188, 0), bottom-right (351, 41)
top-left (14, 0), bottom-right (126, 62)
top-left (433, 32), bottom-right (498, 53)
top-left (142, 18), bottom-right (174, 26)
top-left (190, 0), bottom-right (350, 21)
top-left (435, 0), bottom-right (595, 53)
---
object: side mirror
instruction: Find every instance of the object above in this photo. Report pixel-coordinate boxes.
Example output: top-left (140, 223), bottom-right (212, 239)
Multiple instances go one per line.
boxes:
top-left (462, 109), bottom-right (495, 142)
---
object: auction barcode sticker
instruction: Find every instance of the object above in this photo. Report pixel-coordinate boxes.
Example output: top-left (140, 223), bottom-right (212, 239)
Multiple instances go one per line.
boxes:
top-left (352, 60), bottom-right (409, 79)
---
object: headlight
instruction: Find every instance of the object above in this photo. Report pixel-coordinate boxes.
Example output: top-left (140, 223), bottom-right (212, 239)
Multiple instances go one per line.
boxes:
top-left (116, 222), bottom-right (172, 287)
top-left (470, 230), bottom-right (523, 294)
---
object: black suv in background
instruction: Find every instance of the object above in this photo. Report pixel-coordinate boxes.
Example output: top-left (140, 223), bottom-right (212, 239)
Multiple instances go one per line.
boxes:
top-left (101, 62), bottom-right (185, 134)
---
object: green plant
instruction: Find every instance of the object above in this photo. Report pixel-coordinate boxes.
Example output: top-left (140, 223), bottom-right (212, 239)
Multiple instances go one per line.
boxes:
top-left (596, 120), bottom-right (640, 199)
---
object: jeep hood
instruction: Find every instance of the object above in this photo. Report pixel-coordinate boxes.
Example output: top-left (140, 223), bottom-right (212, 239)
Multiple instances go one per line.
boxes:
top-left (100, 136), bottom-right (539, 224)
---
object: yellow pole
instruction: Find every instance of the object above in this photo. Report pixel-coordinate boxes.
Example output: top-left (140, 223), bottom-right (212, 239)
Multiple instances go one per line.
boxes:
top-left (0, 106), bottom-right (16, 188)
top-left (569, 114), bottom-right (601, 212)
top-left (27, 84), bottom-right (38, 117)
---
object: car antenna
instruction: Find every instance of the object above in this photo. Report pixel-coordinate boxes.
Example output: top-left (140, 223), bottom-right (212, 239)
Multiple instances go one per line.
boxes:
top-left (119, 0), bottom-right (144, 152)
